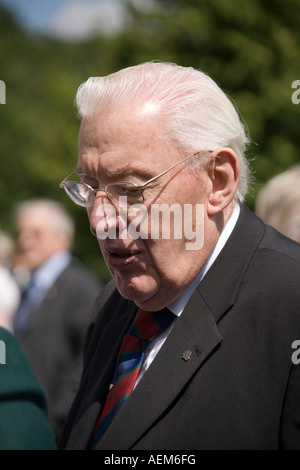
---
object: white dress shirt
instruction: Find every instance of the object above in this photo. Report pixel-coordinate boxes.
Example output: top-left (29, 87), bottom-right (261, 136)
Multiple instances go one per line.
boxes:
top-left (134, 202), bottom-right (240, 387)
top-left (31, 250), bottom-right (71, 298)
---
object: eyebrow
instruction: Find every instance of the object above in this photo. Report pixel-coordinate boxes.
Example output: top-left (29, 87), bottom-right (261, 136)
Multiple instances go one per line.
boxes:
top-left (75, 164), bottom-right (153, 181)
top-left (107, 166), bottom-right (138, 178)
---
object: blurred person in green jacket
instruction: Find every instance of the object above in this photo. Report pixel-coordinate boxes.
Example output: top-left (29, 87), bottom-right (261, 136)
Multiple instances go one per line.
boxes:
top-left (0, 326), bottom-right (56, 450)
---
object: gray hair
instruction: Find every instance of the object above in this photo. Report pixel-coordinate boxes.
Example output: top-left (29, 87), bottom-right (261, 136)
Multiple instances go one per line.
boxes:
top-left (15, 199), bottom-right (75, 244)
top-left (75, 61), bottom-right (251, 201)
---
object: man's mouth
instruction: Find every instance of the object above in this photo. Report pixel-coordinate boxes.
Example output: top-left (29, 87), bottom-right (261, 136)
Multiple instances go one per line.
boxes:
top-left (104, 248), bottom-right (142, 269)
top-left (112, 252), bottom-right (134, 257)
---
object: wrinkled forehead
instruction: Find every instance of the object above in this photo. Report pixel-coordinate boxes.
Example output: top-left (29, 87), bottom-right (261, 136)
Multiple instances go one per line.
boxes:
top-left (79, 98), bottom-right (164, 134)
top-left (77, 105), bottom-right (180, 176)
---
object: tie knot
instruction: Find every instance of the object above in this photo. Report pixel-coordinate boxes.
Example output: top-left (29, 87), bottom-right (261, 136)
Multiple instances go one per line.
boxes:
top-left (129, 307), bottom-right (174, 341)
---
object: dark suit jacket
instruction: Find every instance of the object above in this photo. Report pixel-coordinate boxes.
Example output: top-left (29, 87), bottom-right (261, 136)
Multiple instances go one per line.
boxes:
top-left (0, 327), bottom-right (56, 450)
top-left (59, 205), bottom-right (300, 450)
top-left (15, 257), bottom-right (102, 441)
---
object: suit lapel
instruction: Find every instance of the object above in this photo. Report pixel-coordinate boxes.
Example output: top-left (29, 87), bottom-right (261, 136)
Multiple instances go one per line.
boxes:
top-left (64, 298), bottom-right (137, 449)
top-left (96, 288), bottom-right (222, 450)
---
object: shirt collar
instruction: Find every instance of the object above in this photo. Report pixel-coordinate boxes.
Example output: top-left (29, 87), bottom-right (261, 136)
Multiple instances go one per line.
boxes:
top-left (168, 202), bottom-right (241, 316)
top-left (31, 251), bottom-right (71, 292)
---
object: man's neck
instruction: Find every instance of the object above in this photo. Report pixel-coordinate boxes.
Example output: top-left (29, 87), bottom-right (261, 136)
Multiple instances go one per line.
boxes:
top-left (168, 202), bottom-right (241, 316)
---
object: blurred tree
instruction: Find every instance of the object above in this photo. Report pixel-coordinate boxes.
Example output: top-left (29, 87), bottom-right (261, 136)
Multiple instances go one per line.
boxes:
top-left (0, 8), bottom-right (113, 281)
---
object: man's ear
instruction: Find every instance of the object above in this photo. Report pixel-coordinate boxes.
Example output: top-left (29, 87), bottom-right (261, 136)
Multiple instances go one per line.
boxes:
top-left (207, 148), bottom-right (240, 216)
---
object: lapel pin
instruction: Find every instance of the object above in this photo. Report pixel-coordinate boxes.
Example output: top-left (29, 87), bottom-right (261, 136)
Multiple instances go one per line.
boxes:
top-left (181, 349), bottom-right (192, 362)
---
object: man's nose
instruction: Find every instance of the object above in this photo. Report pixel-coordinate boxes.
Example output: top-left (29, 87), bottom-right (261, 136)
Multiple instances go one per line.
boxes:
top-left (89, 194), bottom-right (119, 237)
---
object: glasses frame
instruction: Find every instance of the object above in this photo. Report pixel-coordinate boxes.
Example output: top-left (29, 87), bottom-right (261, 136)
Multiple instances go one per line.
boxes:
top-left (59, 150), bottom-right (204, 208)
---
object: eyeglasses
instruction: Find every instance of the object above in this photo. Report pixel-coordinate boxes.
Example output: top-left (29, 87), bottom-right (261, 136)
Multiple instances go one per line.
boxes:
top-left (59, 151), bottom-right (202, 209)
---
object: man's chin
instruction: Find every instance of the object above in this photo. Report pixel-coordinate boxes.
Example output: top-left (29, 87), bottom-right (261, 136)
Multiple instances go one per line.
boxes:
top-left (114, 275), bottom-right (158, 306)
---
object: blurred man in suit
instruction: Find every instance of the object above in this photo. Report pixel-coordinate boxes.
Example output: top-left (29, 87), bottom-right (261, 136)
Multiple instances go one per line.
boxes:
top-left (13, 199), bottom-right (102, 441)
top-left (58, 62), bottom-right (300, 450)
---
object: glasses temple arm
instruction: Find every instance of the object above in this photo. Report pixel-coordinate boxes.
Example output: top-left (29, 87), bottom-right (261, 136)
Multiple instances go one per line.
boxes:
top-left (59, 170), bottom-right (79, 188)
top-left (140, 151), bottom-right (200, 189)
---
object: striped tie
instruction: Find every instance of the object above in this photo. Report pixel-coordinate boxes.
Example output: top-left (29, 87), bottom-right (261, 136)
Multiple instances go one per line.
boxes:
top-left (89, 307), bottom-right (174, 449)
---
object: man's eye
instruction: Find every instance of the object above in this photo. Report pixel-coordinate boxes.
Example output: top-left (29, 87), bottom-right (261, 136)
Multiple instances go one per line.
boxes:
top-left (117, 186), bottom-right (140, 196)
top-left (80, 176), bottom-right (99, 187)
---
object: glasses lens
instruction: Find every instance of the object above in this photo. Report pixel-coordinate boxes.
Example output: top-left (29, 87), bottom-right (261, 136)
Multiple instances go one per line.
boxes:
top-left (64, 182), bottom-right (94, 207)
top-left (106, 182), bottom-right (143, 208)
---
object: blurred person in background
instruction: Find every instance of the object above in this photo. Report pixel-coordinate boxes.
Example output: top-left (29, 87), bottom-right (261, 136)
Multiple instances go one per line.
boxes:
top-left (12, 198), bottom-right (103, 442)
top-left (0, 325), bottom-right (56, 450)
top-left (255, 164), bottom-right (300, 243)
top-left (0, 229), bottom-right (20, 331)
top-left (0, 229), bottom-right (55, 449)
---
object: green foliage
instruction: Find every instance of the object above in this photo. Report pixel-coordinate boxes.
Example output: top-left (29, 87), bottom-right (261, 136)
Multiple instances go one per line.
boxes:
top-left (0, 8), bottom-right (114, 281)
top-left (0, 1), bottom-right (299, 279)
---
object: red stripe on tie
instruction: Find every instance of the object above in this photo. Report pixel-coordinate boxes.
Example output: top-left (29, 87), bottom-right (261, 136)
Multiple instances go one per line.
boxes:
top-left (118, 334), bottom-right (141, 356)
top-left (98, 367), bottom-right (141, 419)
top-left (135, 309), bottom-right (160, 339)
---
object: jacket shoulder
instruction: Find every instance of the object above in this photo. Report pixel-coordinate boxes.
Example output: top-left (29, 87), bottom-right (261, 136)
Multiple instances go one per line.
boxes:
top-left (0, 327), bottom-right (56, 450)
top-left (259, 224), bottom-right (300, 262)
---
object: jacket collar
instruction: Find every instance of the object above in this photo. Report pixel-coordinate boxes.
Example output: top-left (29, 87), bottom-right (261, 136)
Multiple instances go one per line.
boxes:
top-left (96, 287), bottom-right (222, 450)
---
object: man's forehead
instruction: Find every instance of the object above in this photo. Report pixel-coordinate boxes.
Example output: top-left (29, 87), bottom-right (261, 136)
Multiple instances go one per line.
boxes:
top-left (77, 106), bottom-right (183, 179)
top-left (76, 159), bottom-right (158, 182)
top-left (79, 102), bottom-right (163, 140)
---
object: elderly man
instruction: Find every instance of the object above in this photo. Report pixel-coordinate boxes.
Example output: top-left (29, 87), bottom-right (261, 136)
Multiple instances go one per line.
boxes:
top-left (13, 199), bottom-right (102, 441)
top-left (59, 62), bottom-right (300, 450)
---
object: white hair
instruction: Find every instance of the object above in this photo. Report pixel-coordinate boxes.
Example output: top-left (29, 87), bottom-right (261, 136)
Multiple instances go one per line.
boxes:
top-left (75, 61), bottom-right (251, 201)
top-left (15, 199), bottom-right (75, 243)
